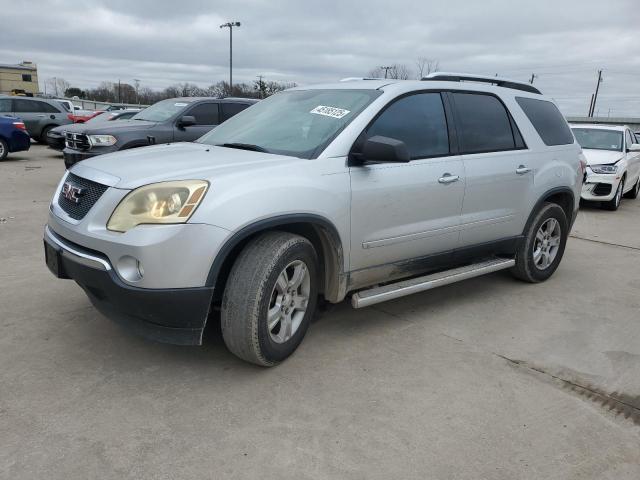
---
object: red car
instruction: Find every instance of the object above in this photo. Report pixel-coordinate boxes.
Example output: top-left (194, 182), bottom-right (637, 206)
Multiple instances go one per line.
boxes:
top-left (68, 110), bottom-right (104, 123)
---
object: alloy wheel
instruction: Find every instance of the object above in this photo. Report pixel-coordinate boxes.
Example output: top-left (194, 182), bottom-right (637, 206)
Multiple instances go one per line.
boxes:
top-left (533, 218), bottom-right (561, 270)
top-left (267, 260), bottom-right (310, 344)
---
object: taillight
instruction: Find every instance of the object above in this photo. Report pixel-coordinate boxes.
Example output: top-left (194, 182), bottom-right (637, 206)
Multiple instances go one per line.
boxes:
top-left (12, 121), bottom-right (26, 131)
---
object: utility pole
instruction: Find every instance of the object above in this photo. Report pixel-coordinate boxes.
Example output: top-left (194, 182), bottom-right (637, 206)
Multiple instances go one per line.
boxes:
top-left (256, 74), bottom-right (264, 99)
top-left (588, 69), bottom-right (603, 117)
top-left (380, 66), bottom-right (393, 79)
top-left (529, 73), bottom-right (537, 84)
top-left (118, 79), bottom-right (121, 103)
top-left (134, 78), bottom-right (140, 104)
top-left (220, 21), bottom-right (241, 94)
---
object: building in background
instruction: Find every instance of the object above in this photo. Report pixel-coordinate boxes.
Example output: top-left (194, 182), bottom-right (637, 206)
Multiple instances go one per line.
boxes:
top-left (0, 61), bottom-right (39, 96)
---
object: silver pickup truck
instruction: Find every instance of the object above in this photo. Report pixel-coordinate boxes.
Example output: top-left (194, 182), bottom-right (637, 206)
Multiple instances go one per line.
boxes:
top-left (44, 73), bottom-right (584, 366)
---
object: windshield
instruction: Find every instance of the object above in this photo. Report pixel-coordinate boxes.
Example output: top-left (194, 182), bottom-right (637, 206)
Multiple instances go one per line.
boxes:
top-left (572, 128), bottom-right (623, 152)
top-left (131, 99), bottom-right (191, 122)
top-left (197, 89), bottom-right (381, 158)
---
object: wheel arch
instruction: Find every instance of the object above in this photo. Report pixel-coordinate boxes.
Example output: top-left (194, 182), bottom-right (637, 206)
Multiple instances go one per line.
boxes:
top-left (524, 187), bottom-right (576, 235)
top-left (206, 214), bottom-right (346, 304)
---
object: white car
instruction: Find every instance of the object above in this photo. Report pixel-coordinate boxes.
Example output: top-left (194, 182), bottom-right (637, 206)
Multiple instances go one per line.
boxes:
top-left (571, 124), bottom-right (640, 210)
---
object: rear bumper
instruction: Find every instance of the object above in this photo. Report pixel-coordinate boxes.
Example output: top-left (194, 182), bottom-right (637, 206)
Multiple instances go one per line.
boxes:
top-left (43, 226), bottom-right (213, 345)
top-left (8, 131), bottom-right (31, 152)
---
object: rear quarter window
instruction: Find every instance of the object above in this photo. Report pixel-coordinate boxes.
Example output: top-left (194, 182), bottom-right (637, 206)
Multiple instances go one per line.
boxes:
top-left (516, 97), bottom-right (573, 146)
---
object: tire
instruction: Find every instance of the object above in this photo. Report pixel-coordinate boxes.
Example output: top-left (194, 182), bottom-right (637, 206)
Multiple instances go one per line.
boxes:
top-left (0, 138), bottom-right (7, 160)
top-left (623, 177), bottom-right (639, 199)
top-left (221, 231), bottom-right (319, 366)
top-left (602, 178), bottom-right (624, 210)
top-left (39, 125), bottom-right (53, 144)
top-left (511, 202), bottom-right (568, 283)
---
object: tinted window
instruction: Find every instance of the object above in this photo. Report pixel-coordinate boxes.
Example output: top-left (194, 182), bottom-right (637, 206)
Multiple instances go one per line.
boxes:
top-left (22, 74), bottom-right (32, 82)
top-left (516, 97), bottom-right (573, 146)
top-left (0, 98), bottom-right (11, 112)
top-left (14, 99), bottom-right (59, 113)
top-left (451, 93), bottom-right (516, 153)
top-left (186, 103), bottom-right (219, 125)
top-left (221, 102), bottom-right (250, 121)
top-left (366, 93), bottom-right (449, 159)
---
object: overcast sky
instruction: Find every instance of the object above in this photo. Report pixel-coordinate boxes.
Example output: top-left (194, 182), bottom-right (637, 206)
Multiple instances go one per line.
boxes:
top-left (1, 0), bottom-right (639, 116)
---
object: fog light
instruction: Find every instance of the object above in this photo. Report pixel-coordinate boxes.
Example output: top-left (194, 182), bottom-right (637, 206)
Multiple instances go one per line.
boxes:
top-left (116, 255), bottom-right (144, 282)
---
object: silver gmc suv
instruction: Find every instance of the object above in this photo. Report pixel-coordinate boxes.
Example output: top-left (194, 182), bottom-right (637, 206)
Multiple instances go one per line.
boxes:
top-left (44, 73), bottom-right (584, 366)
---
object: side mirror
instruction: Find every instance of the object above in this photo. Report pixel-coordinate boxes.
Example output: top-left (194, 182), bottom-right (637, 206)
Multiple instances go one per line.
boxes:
top-left (628, 143), bottom-right (640, 152)
top-left (178, 115), bottom-right (196, 128)
top-left (353, 135), bottom-right (410, 164)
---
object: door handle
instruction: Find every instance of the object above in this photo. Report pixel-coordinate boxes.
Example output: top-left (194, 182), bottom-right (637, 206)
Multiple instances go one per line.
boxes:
top-left (438, 173), bottom-right (460, 184)
top-left (516, 165), bottom-right (531, 175)
top-left (37, 114), bottom-right (46, 117)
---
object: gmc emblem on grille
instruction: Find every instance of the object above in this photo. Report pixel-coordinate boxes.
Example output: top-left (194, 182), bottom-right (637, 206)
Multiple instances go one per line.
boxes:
top-left (62, 182), bottom-right (85, 204)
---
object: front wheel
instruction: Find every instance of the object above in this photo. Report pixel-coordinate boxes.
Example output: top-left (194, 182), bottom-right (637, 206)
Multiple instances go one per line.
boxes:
top-left (221, 231), bottom-right (318, 366)
top-left (603, 178), bottom-right (624, 210)
top-left (623, 177), bottom-right (639, 199)
top-left (511, 202), bottom-right (568, 283)
top-left (39, 125), bottom-right (53, 144)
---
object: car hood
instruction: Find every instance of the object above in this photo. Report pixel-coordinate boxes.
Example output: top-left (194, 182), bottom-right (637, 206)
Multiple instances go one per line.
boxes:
top-left (71, 119), bottom-right (157, 135)
top-left (70, 142), bottom-right (302, 189)
top-left (581, 149), bottom-right (623, 165)
top-left (51, 122), bottom-right (91, 134)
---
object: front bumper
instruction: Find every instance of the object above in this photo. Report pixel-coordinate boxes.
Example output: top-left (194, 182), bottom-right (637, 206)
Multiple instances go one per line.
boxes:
top-left (44, 226), bottom-right (214, 345)
top-left (63, 147), bottom-right (101, 168)
top-left (581, 173), bottom-right (620, 201)
top-left (46, 132), bottom-right (65, 151)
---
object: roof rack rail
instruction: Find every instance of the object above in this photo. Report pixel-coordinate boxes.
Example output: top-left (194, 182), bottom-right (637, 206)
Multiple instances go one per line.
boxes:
top-left (339, 77), bottom-right (385, 82)
top-left (421, 72), bottom-right (542, 95)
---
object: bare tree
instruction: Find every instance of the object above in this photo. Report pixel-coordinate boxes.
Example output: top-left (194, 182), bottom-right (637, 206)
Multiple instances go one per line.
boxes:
top-left (415, 58), bottom-right (440, 79)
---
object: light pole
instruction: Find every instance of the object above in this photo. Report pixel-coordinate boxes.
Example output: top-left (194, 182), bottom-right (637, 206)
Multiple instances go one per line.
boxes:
top-left (220, 21), bottom-right (241, 93)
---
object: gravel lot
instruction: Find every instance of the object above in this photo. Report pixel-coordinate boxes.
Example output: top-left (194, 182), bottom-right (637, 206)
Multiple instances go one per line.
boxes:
top-left (2, 144), bottom-right (640, 479)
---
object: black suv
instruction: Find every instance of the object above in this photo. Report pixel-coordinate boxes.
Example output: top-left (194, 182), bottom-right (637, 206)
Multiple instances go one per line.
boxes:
top-left (62, 97), bottom-right (258, 168)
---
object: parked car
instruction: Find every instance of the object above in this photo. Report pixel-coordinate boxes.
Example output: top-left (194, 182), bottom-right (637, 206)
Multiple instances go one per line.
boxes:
top-left (571, 124), bottom-right (640, 210)
top-left (68, 109), bottom-right (103, 124)
top-left (47, 110), bottom-right (141, 151)
top-left (44, 73), bottom-right (583, 366)
top-left (57, 100), bottom-right (81, 112)
top-left (0, 96), bottom-right (72, 142)
top-left (0, 115), bottom-right (30, 160)
top-left (62, 97), bottom-right (258, 168)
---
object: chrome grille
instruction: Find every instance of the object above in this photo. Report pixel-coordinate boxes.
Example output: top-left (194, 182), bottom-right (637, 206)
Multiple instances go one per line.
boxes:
top-left (65, 132), bottom-right (90, 150)
top-left (57, 173), bottom-right (108, 220)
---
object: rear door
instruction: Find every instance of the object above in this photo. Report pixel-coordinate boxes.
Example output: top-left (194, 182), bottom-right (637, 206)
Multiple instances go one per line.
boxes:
top-left (173, 102), bottom-right (220, 141)
top-left (221, 102), bottom-right (251, 122)
top-left (13, 99), bottom-right (63, 138)
top-left (349, 91), bottom-right (465, 273)
top-left (449, 92), bottom-right (533, 247)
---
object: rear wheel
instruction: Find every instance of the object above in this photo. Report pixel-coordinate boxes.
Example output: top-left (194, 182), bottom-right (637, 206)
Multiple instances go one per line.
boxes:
top-left (39, 125), bottom-right (53, 144)
top-left (221, 231), bottom-right (318, 366)
top-left (511, 203), bottom-right (568, 283)
top-left (603, 178), bottom-right (624, 210)
top-left (623, 177), bottom-right (639, 199)
top-left (0, 138), bottom-right (7, 160)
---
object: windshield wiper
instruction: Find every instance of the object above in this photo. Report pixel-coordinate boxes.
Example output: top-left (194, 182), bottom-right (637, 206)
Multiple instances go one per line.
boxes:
top-left (217, 142), bottom-right (268, 153)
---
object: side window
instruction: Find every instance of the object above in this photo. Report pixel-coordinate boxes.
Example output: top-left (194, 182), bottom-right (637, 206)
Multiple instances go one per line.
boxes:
top-left (186, 103), bottom-right (219, 125)
top-left (0, 98), bottom-right (12, 112)
top-left (22, 74), bottom-right (32, 82)
top-left (14, 100), bottom-right (59, 113)
top-left (625, 130), bottom-right (634, 149)
top-left (221, 102), bottom-right (250, 122)
top-left (516, 97), bottom-right (574, 146)
top-left (451, 93), bottom-right (516, 154)
top-left (365, 93), bottom-right (449, 159)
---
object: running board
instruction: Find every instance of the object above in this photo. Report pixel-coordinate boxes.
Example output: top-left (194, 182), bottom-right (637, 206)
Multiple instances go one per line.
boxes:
top-left (351, 258), bottom-right (515, 308)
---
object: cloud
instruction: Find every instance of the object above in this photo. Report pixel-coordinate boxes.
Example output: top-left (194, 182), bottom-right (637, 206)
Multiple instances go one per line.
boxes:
top-left (1, 0), bottom-right (639, 115)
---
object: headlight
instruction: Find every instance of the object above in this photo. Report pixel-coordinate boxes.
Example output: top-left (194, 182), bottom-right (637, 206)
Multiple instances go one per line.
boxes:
top-left (590, 164), bottom-right (618, 174)
top-left (88, 134), bottom-right (117, 147)
top-left (107, 180), bottom-right (209, 232)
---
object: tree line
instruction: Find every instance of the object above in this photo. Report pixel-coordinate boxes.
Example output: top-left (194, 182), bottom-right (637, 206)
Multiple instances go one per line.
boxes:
top-left (54, 78), bottom-right (297, 105)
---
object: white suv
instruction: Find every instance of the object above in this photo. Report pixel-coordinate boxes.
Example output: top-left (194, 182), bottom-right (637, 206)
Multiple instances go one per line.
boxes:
top-left (44, 73), bottom-right (584, 366)
top-left (571, 124), bottom-right (640, 210)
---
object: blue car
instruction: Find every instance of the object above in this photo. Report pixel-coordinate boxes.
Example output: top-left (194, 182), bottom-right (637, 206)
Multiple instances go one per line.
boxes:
top-left (0, 115), bottom-right (31, 160)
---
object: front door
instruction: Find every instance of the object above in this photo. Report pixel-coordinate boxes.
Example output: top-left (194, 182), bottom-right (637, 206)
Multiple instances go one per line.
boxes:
top-left (349, 92), bottom-right (465, 276)
top-left (173, 102), bottom-right (220, 142)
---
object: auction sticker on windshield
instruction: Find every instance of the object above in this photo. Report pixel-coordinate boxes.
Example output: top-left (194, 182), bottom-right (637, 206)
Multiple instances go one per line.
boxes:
top-left (310, 105), bottom-right (351, 119)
